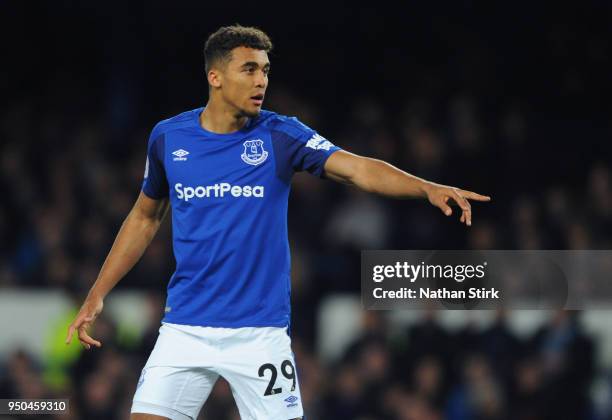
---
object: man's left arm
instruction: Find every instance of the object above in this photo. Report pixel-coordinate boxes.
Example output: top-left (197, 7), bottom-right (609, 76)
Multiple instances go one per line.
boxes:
top-left (323, 150), bottom-right (491, 226)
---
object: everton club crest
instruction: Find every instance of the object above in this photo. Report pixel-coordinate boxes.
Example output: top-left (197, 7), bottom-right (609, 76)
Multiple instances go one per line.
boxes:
top-left (241, 139), bottom-right (268, 166)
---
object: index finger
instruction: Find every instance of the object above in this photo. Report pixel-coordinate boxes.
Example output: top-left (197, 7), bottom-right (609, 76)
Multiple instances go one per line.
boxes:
top-left (65, 311), bottom-right (89, 342)
top-left (460, 190), bottom-right (491, 201)
top-left (65, 314), bottom-right (87, 345)
top-left (65, 324), bottom-right (76, 345)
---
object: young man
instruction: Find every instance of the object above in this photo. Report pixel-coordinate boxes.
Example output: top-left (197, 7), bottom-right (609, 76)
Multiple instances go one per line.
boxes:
top-left (66, 25), bottom-right (490, 420)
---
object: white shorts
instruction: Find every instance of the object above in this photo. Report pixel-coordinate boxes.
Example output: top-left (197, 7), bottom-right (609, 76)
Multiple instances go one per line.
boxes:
top-left (130, 322), bottom-right (304, 420)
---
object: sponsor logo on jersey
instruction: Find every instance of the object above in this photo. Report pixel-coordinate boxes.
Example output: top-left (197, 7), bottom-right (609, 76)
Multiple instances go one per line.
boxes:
top-left (284, 395), bottom-right (299, 408)
top-left (174, 183), bottom-right (264, 201)
top-left (241, 139), bottom-right (268, 165)
top-left (172, 149), bottom-right (190, 161)
top-left (305, 133), bottom-right (334, 151)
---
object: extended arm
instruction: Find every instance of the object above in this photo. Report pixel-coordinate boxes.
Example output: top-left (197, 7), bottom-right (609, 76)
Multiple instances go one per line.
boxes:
top-left (323, 150), bottom-right (491, 226)
top-left (66, 192), bottom-right (170, 349)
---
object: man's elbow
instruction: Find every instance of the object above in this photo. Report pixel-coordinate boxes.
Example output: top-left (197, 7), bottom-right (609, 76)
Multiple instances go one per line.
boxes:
top-left (125, 209), bottom-right (160, 234)
top-left (325, 152), bottom-right (378, 191)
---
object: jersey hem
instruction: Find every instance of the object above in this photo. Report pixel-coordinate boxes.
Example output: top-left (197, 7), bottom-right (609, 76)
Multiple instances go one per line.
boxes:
top-left (317, 148), bottom-right (342, 178)
top-left (161, 317), bottom-right (290, 328)
top-left (141, 186), bottom-right (168, 200)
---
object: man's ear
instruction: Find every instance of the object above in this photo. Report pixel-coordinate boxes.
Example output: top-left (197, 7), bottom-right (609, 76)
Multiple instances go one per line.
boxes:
top-left (208, 69), bottom-right (222, 88)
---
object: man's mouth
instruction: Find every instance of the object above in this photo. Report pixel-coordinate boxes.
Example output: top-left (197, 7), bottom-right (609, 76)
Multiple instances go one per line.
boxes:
top-left (250, 94), bottom-right (264, 106)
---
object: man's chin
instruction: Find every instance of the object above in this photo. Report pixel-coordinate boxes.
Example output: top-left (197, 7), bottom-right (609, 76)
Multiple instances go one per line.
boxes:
top-left (240, 107), bottom-right (261, 119)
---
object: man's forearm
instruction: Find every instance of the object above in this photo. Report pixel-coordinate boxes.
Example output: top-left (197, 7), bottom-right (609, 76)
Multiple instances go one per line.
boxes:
top-left (325, 150), bottom-right (490, 225)
top-left (352, 157), bottom-right (431, 198)
top-left (86, 209), bottom-right (164, 301)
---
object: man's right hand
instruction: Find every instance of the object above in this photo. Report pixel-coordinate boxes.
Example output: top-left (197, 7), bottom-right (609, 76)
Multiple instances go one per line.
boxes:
top-left (63, 193), bottom-right (169, 350)
top-left (65, 295), bottom-right (104, 350)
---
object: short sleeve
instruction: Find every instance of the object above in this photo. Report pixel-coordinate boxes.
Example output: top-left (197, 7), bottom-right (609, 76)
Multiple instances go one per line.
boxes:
top-left (141, 129), bottom-right (169, 199)
top-left (271, 117), bottom-right (341, 181)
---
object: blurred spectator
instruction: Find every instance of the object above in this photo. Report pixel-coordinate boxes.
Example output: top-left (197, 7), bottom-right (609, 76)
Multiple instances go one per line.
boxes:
top-left (528, 311), bottom-right (595, 419)
top-left (446, 354), bottom-right (505, 420)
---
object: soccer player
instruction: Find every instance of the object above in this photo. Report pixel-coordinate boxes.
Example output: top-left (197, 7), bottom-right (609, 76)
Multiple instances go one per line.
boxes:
top-left (65, 25), bottom-right (491, 420)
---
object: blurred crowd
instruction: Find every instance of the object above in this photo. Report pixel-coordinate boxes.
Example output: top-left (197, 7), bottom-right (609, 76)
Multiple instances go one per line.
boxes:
top-left (2, 1), bottom-right (612, 419)
top-left (1, 86), bottom-right (611, 419)
top-left (317, 310), bottom-right (597, 420)
top-left (1, 89), bottom-right (611, 295)
top-left (0, 305), bottom-right (606, 420)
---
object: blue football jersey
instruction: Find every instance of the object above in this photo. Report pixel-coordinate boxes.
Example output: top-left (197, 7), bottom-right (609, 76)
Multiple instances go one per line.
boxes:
top-left (142, 107), bottom-right (341, 327)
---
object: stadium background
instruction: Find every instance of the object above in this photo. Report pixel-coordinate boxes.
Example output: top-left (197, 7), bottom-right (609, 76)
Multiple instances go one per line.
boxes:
top-left (2, 2), bottom-right (612, 419)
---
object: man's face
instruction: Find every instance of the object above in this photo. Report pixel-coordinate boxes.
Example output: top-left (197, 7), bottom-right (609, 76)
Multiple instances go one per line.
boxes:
top-left (213, 46), bottom-right (270, 118)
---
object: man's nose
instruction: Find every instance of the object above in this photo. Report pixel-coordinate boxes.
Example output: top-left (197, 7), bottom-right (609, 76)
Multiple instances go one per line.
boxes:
top-left (255, 71), bottom-right (267, 88)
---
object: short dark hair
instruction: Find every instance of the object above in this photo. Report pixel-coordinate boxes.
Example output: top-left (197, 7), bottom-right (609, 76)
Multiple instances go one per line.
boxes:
top-left (204, 25), bottom-right (273, 73)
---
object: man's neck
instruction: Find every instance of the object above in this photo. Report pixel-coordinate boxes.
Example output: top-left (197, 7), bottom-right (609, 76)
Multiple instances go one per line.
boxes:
top-left (199, 99), bottom-right (249, 134)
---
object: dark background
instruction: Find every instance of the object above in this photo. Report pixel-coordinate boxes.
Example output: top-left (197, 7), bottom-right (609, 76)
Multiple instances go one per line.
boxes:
top-left (1, 1), bottom-right (612, 419)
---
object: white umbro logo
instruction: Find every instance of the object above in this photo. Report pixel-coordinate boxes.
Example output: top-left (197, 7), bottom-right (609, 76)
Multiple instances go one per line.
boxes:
top-left (172, 149), bottom-right (189, 161)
